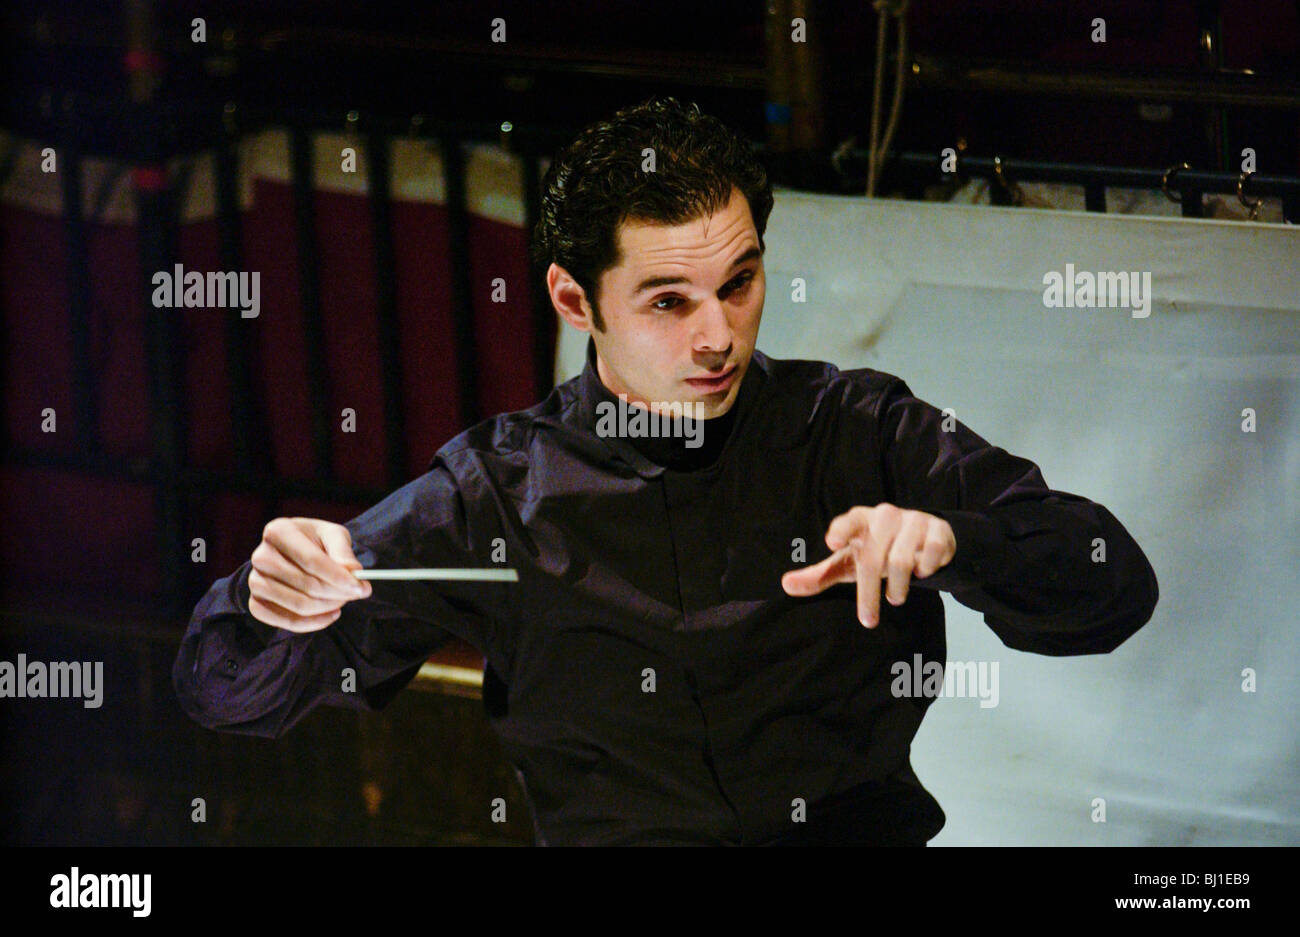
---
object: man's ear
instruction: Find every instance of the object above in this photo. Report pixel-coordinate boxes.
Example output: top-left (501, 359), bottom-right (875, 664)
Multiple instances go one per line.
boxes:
top-left (548, 263), bottom-right (597, 333)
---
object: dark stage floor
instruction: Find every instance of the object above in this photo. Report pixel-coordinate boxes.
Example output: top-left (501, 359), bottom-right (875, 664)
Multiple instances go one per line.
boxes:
top-left (0, 594), bottom-right (533, 846)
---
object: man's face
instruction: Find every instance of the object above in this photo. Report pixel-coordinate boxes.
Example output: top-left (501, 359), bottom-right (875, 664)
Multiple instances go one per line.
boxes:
top-left (586, 187), bottom-right (765, 419)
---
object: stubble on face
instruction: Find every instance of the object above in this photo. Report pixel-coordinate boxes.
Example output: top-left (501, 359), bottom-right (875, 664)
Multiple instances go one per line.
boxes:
top-left (589, 188), bottom-right (764, 420)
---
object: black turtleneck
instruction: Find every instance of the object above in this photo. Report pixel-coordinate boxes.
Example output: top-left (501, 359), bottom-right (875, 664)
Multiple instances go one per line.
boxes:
top-left (584, 339), bottom-right (741, 472)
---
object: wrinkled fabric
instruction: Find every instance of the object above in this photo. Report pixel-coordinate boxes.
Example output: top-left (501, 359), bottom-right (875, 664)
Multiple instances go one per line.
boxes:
top-left (174, 337), bottom-right (1159, 845)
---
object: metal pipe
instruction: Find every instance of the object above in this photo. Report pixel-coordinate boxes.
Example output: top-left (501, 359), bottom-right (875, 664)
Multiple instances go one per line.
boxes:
top-left (289, 124), bottom-right (334, 480)
top-left (440, 137), bottom-right (480, 429)
top-left (365, 129), bottom-right (409, 487)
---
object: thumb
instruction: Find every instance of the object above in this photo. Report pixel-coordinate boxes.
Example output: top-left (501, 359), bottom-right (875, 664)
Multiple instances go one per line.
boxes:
top-left (782, 548), bottom-right (853, 596)
top-left (313, 522), bottom-right (362, 571)
top-left (782, 566), bottom-right (816, 595)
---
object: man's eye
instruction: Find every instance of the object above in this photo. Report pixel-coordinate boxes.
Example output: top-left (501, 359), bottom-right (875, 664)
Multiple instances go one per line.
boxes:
top-left (722, 273), bottom-right (755, 298)
top-left (652, 274), bottom-right (754, 311)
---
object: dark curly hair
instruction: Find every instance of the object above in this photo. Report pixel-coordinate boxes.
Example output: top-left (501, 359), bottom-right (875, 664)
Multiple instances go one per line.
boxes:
top-left (530, 96), bottom-right (774, 332)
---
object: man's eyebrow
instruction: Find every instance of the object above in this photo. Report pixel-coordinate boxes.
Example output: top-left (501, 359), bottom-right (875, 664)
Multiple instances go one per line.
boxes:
top-left (632, 245), bottom-right (763, 295)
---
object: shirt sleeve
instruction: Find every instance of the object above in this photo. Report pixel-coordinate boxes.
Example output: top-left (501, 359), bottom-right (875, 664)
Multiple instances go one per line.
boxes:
top-left (172, 451), bottom-right (503, 737)
top-left (867, 375), bottom-right (1159, 656)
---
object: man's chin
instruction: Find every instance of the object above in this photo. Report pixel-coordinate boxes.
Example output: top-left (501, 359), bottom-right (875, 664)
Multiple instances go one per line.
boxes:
top-left (691, 379), bottom-right (743, 418)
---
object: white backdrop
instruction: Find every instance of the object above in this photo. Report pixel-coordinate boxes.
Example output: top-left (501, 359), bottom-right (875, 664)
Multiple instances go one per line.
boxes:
top-left (555, 191), bottom-right (1300, 845)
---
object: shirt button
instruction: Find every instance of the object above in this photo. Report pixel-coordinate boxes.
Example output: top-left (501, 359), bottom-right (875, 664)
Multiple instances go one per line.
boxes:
top-left (223, 658), bottom-right (239, 675)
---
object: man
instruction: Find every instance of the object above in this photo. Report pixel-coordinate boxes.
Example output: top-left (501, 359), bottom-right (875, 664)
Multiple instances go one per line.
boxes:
top-left (173, 97), bottom-right (1159, 845)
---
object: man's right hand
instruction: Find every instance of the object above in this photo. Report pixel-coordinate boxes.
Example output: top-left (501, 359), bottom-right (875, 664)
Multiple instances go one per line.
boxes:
top-left (248, 517), bottom-right (373, 632)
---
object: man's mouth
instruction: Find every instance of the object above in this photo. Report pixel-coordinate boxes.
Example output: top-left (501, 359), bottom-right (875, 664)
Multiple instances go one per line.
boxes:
top-left (684, 365), bottom-right (737, 394)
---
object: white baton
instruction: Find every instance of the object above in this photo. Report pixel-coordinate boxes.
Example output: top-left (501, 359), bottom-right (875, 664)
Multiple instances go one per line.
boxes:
top-left (352, 568), bottom-right (518, 582)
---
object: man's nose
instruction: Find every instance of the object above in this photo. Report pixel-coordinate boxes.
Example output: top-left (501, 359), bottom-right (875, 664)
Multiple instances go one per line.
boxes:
top-left (692, 299), bottom-right (732, 355)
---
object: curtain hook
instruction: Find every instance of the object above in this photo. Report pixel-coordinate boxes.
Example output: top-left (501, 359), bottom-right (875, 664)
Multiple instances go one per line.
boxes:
top-left (946, 137), bottom-right (967, 181)
top-left (992, 155), bottom-right (1024, 206)
top-left (1237, 171), bottom-right (1262, 221)
top-left (830, 135), bottom-right (858, 177)
top-left (1161, 162), bottom-right (1191, 202)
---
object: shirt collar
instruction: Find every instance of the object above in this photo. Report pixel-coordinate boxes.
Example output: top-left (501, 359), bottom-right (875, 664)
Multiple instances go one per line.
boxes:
top-left (575, 335), bottom-right (769, 479)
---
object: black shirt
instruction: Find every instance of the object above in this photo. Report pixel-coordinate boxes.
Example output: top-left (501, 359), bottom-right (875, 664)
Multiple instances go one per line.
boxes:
top-left (173, 337), bottom-right (1159, 845)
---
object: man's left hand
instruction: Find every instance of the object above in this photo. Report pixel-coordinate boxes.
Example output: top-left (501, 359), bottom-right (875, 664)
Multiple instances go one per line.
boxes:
top-left (780, 504), bottom-right (956, 628)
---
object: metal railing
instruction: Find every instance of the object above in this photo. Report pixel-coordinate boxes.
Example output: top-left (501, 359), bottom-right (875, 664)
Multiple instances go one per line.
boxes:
top-left (832, 147), bottom-right (1300, 221)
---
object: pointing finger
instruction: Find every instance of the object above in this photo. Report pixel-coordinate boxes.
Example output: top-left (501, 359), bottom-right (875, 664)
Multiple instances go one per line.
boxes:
top-left (856, 529), bottom-right (889, 627)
